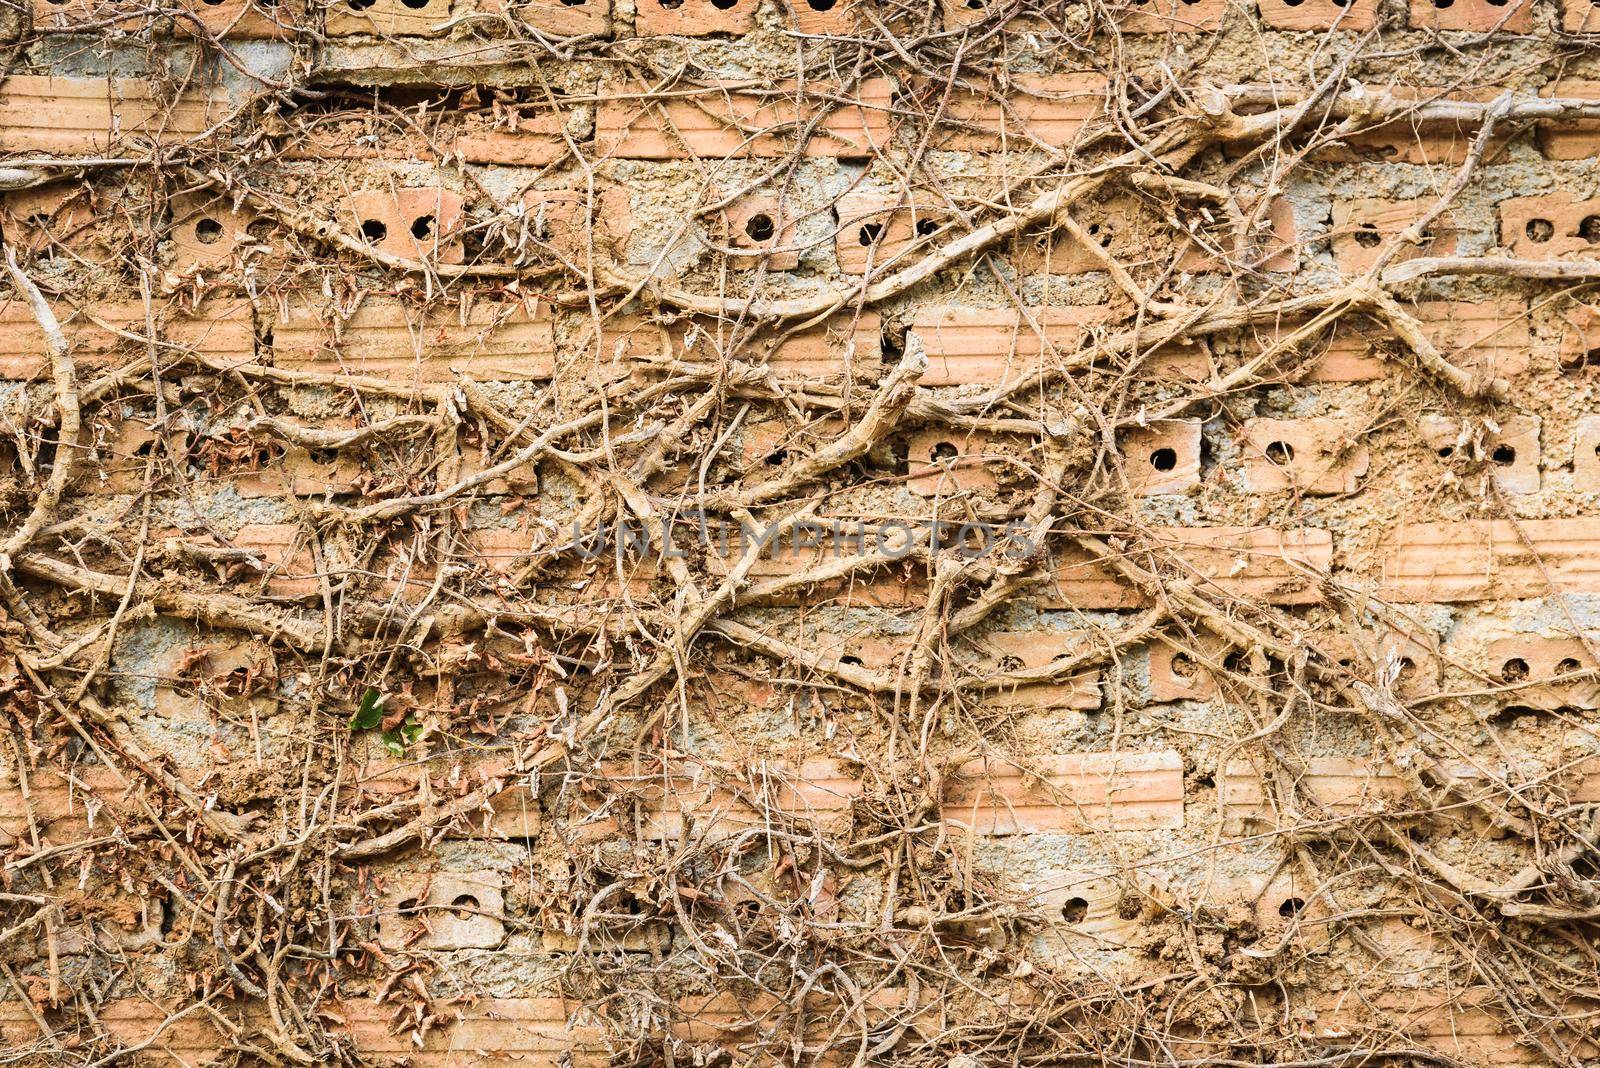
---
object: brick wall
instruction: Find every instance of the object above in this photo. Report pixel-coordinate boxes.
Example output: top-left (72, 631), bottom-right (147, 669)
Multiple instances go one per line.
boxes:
top-left (3, 1), bottom-right (1600, 1064)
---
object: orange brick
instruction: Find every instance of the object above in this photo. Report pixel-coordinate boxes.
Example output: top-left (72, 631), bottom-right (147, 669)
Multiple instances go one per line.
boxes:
top-left (1338, 86), bottom-right (1510, 165)
top-left (591, 757), bottom-right (861, 840)
top-left (1258, 0), bottom-right (1379, 30)
top-left (1221, 756), bottom-right (1411, 828)
top-left (0, 75), bottom-right (229, 155)
top-left (355, 754), bottom-right (540, 839)
top-left (289, 95), bottom-right (574, 166)
top-left (168, 191), bottom-right (274, 273)
top-left (833, 189), bottom-right (950, 275)
top-left (326, 0), bottom-right (451, 36)
top-left (635, 0), bottom-right (755, 35)
top-left (485, 0), bottom-right (611, 34)
top-left (1539, 79), bottom-right (1600, 160)
top-left (1575, 416), bottom-right (1600, 491)
top-left (2, 182), bottom-right (99, 258)
top-left (1247, 300), bottom-right (1531, 383)
top-left (1378, 518), bottom-right (1600, 602)
top-left (330, 997), bottom-right (605, 1066)
top-left (1147, 634), bottom-right (1230, 701)
top-left (1419, 412), bottom-right (1540, 494)
top-left (0, 299), bottom-right (253, 381)
top-left (722, 195), bottom-right (801, 270)
top-left (782, 0), bottom-right (862, 33)
top-left (1562, 0), bottom-right (1600, 30)
top-left (1015, 194), bottom-right (1293, 275)
top-left (942, 751), bottom-right (1183, 834)
top-left (1026, 870), bottom-right (1140, 945)
top-left (1408, 0), bottom-right (1535, 31)
top-left (1046, 527), bottom-right (1330, 609)
top-left (959, 631), bottom-right (1103, 711)
top-left (1483, 636), bottom-right (1600, 710)
top-left (270, 298), bottom-right (555, 383)
top-left (372, 869), bottom-right (506, 950)
top-left (1500, 192), bottom-right (1600, 259)
top-left (604, 312), bottom-right (880, 381)
top-left (1331, 197), bottom-right (1461, 275)
top-left (1311, 989), bottom-right (1584, 1066)
top-left (1117, 0), bottom-right (1227, 33)
top-left (596, 78), bottom-right (893, 160)
top-left (904, 429), bottom-right (1013, 497)
top-left (0, 764), bottom-right (132, 848)
top-left (909, 306), bottom-right (1110, 386)
top-left (338, 188), bottom-right (466, 265)
top-left (921, 73), bottom-right (1106, 153)
top-left (1238, 418), bottom-right (1369, 495)
top-left (1119, 420), bottom-right (1202, 495)
top-left (31, 0), bottom-right (307, 35)
top-left (233, 523), bottom-right (321, 596)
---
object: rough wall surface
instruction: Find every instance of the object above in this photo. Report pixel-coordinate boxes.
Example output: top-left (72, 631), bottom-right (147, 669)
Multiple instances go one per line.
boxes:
top-left (3, 0), bottom-right (1600, 1064)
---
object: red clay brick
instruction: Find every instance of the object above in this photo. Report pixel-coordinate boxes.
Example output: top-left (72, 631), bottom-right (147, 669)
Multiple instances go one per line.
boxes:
top-left (1574, 416), bottom-right (1600, 491)
top-left (1538, 79), bottom-right (1600, 160)
top-left (338, 188), bottom-right (467, 265)
top-left (0, 75), bottom-right (230, 155)
top-left (1258, 0), bottom-right (1379, 31)
top-left (961, 631), bottom-right (1104, 711)
top-left (942, 751), bottom-right (1183, 834)
top-left (325, 0), bottom-right (452, 36)
top-left (1408, 0), bottom-right (1535, 32)
top-left (1499, 192), bottom-right (1600, 259)
top-left (634, 0), bottom-right (756, 35)
top-left (920, 73), bottom-right (1106, 153)
top-left (1331, 197), bottom-right (1461, 275)
top-left (1483, 636), bottom-right (1600, 710)
top-left (1239, 417), bottom-right (1369, 495)
top-left (330, 997), bottom-right (605, 1065)
top-left (833, 190), bottom-right (950, 275)
top-left (1117, 0), bottom-right (1227, 33)
top-left (1562, 0), bottom-right (1600, 31)
top-left (1419, 412), bottom-right (1540, 494)
top-left (1119, 420), bottom-right (1202, 495)
top-left (909, 305), bottom-right (1111, 386)
top-left (0, 299), bottom-right (253, 381)
top-left (596, 78), bottom-right (893, 159)
top-left (1378, 518), bottom-right (1600, 602)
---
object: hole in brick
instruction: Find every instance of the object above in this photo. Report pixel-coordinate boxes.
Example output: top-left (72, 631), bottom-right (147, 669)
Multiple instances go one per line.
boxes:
top-left (1438, 445), bottom-right (1454, 458)
top-left (840, 655), bottom-right (864, 668)
top-left (1169, 652), bottom-right (1197, 680)
top-left (1264, 440), bottom-right (1294, 464)
top-left (997, 654), bottom-right (1025, 672)
top-left (1117, 894), bottom-right (1142, 920)
top-left (347, 0), bottom-right (375, 9)
top-left (201, 0), bottom-right (224, 6)
top-left (807, 0), bottom-right (836, 8)
top-left (308, 448), bottom-right (339, 465)
top-left (658, 0), bottom-right (682, 7)
top-left (931, 441), bottom-right (959, 463)
top-left (400, 0), bottom-right (429, 8)
top-left (1501, 657), bottom-right (1530, 682)
top-left (711, 0), bottom-right (737, 8)
top-left (1353, 223), bottom-right (1381, 248)
top-left (1278, 896), bottom-right (1306, 918)
top-left (451, 893), bottom-right (480, 918)
top-left (1149, 447), bottom-right (1178, 472)
top-left (1581, 216), bottom-right (1600, 244)
top-left (1431, 0), bottom-right (1452, 8)
top-left (1396, 656), bottom-right (1416, 680)
top-left (246, 218), bottom-right (275, 240)
top-left (1526, 218), bottom-right (1554, 243)
top-left (194, 217), bottom-right (223, 244)
top-left (966, 0), bottom-right (983, 8)
top-left (765, 448), bottom-right (787, 467)
top-left (360, 219), bottom-right (388, 242)
top-left (561, 0), bottom-right (585, 5)
top-left (1485, 0), bottom-right (1506, 6)
top-left (915, 218), bottom-right (940, 238)
top-left (411, 214), bottom-right (435, 240)
top-left (1559, 657), bottom-right (1583, 675)
top-left (1491, 444), bottom-right (1516, 465)
top-left (1061, 897), bottom-right (1089, 923)
top-left (858, 221), bottom-right (885, 246)
top-left (744, 213), bottom-right (775, 243)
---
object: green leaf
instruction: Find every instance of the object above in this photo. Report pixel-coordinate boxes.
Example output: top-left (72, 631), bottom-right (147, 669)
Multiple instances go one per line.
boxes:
top-left (381, 716), bottom-right (422, 757)
top-left (350, 687), bottom-right (385, 731)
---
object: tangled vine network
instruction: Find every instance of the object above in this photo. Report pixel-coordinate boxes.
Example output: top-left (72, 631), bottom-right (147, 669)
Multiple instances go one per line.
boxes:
top-left (4, 0), bottom-right (1600, 1063)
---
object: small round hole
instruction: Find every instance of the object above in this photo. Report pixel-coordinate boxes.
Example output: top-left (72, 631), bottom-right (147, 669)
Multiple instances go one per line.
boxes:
top-left (1491, 444), bottom-right (1516, 465)
top-left (1169, 652), bottom-right (1197, 681)
top-left (744, 213), bottom-right (775, 243)
top-left (1581, 217), bottom-right (1600, 244)
top-left (1278, 897), bottom-right (1306, 918)
top-left (1353, 223), bottom-right (1381, 248)
top-left (400, 0), bottom-right (428, 8)
top-left (245, 218), bottom-right (275, 240)
top-left (194, 217), bottom-right (223, 244)
top-left (410, 214), bottom-right (434, 240)
top-left (931, 441), bottom-right (959, 462)
top-left (1438, 446), bottom-right (1454, 458)
top-left (1264, 441), bottom-right (1294, 464)
top-left (1526, 218), bottom-right (1554, 244)
top-left (711, 0), bottom-right (736, 8)
top-left (347, 0), bottom-right (375, 9)
top-left (360, 219), bottom-right (388, 242)
top-left (1149, 447), bottom-right (1178, 472)
top-left (560, 0), bottom-right (584, 5)
top-left (997, 654), bottom-right (1025, 672)
top-left (807, 0), bottom-right (836, 8)
top-left (1431, 0), bottom-right (1452, 8)
top-left (450, 894), bottom-right (480, 918)
top-left (1558, 657), bottom-right (1582, 674)
top-left (1061, 898), bottom-right (1089, 924)
top-left (1502, 657), bottom-right (1530, 682)
top-left (914, 218), bottom-right (940, 238)
top-left (858, 221), bottom-right (884, 246)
